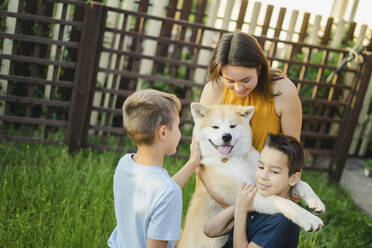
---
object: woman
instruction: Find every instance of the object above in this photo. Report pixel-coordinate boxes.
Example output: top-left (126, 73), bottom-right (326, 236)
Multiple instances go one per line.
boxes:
top-left (198, 31), bottom-right (302, 207)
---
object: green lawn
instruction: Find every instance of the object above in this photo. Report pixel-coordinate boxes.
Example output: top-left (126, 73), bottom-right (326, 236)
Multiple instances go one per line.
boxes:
top-left (1, 142), bottom-right (372, 247)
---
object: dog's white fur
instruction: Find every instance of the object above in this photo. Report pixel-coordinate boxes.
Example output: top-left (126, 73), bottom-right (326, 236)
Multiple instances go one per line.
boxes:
top-left (177, 103), bottom-right (325, 248)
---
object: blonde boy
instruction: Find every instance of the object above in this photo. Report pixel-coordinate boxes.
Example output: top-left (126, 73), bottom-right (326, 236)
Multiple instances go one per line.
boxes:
top-left (108, 89), bottom-right (200, 248)
top-left (204, 134), bottom-right (305, 248)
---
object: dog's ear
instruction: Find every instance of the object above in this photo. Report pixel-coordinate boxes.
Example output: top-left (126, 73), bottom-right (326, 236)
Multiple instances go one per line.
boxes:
top-left (191, 102), bottom-right (209, 121)
top-left (236, 105), bottom-right (255, 121)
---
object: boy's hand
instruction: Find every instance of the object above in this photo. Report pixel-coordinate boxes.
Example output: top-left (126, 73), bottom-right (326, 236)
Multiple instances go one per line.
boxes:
top-left (172, 139), bottom-right (201, 189)
top-left (189, 138), bottom-right (201, 166)
top-left (235, 183), bottom-right (257, 214)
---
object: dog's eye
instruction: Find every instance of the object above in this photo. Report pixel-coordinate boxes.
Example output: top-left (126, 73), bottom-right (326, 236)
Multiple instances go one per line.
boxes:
top-left (212, 126), bottom-right (219, 129)
top-left (230, 125), bottom-right (236, 128)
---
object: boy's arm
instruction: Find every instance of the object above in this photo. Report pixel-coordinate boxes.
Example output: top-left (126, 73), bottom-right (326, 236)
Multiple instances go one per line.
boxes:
top-left (172, 139), bottom-right (200, 188)
top-left (233, 184), bottom-right (259, 248)
top-left (147, 239), bottom-right (167, 248)
top-left (204, 205), bottom-right (235, 237)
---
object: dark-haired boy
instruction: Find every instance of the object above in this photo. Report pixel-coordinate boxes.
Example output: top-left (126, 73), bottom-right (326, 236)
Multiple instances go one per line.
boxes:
top-left (204, 134), bottom-right (309, 248)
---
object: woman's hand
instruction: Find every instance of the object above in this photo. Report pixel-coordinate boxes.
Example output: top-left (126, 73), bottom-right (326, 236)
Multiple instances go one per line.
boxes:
top-left (235, 183), bottom-right (257, 214)
top-left (196, 166), bottom-right (230, 208)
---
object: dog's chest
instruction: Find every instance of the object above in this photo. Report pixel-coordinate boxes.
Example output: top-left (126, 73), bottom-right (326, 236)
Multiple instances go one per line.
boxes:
top-left (202, 156), bottom-right (256, 185)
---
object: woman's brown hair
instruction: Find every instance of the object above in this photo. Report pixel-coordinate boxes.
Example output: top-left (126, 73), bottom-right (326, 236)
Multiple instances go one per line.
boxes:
top-left (208, 32), bottom-right (283, 100)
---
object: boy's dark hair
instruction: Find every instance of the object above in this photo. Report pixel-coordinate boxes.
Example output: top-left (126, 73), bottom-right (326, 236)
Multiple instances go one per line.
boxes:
top-left (264, 133), bottom-right (305, 175)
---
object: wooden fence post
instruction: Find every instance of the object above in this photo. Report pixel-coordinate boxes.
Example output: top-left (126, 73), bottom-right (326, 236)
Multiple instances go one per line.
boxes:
top-left (67, 4), bottom-right (106, 153)
top-left (0, 0), bottom-right (19, 116)
top-left (330, 53), bottom-right (372, 182)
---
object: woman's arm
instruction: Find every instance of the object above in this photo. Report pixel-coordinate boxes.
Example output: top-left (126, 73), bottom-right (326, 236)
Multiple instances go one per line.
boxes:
top-left (196, 166), bottom-right (230, 208)
top-left (204, 205), bottom-right (235, 237)
top-left (199, 81), bottom-right (224, 105)
top-left (274, 78), bottom-right (302, 141)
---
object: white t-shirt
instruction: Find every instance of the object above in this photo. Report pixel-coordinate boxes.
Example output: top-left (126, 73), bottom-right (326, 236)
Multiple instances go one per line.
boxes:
top-left (108, 154), bottom-right (182, 248)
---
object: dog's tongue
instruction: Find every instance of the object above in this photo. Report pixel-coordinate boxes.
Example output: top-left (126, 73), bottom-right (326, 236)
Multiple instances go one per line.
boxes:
top-left (218, 145), bottom-right (231, 155)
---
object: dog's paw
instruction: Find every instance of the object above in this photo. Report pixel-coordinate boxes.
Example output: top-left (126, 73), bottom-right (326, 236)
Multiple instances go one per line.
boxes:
top-left (298, 211), bottom-right (324, 232)
top-left (306, 197), bottom-right (326, 214)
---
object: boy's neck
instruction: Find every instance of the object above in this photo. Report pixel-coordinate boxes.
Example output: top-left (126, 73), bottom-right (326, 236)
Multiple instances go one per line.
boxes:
top-left (133, 144), bottom-right (164, 168)
top-left (277, 189), bottom-right (291, 200)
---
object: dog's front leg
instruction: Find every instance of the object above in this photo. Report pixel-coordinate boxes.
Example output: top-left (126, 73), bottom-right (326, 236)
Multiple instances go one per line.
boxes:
top-left (292, 180), bottom-right (325, 214)
top-left (253, 194), bottom-right (324, 232)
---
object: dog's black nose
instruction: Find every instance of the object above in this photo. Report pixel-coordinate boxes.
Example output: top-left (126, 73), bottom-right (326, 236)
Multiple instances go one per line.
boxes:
top-left (222, 133), bottom-right (232, 143)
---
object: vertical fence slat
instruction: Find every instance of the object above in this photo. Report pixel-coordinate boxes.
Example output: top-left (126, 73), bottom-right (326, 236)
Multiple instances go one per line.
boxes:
top-left (190, 0), bottom-right (207, 41)
top-left (20, 0), bottom-right (38, 137)
top-left (236, 0), bottom-right (248, 31)
top-left (308, 15), bottom-right (322, 45)
top-left (280, 9), bottom-right (298, 58)
top-left (137, 0), bottom-right (168, 89)
top-left (222, 0), bottom-right (235, 30)
top-left (321, 17), bottom-right (334, 45)
top-left (44, 3), bottom-right (69, 140)
top-left (343, 22), bottom-right (356, 45)
top-left (168, 0), bottom-right (193, 93)
top-left (1, 0), bottom-right (25, 135)
top-left (259, 4), bottom-right (273, 49)
top-left (261, 4), bottom-right (273, 37)
top-left (355, 24), bottom-right (368, 49)
top-left (269, 7), bottom-right (286, 61)
top-left (295, 12), bottom-right (310, 55)
top-left (331, 19), bottom-right (345, 48)
top-left (155, 0), bottom-right (178, 73)
top-left (0, 0), bottom-right (19, 116)
top-left (248, 1), bottom-right (261, 35)
top-left (67, 4), bottom-right (106, 152)
top-left (193, 0), bottom-right (221, 84)
top-left (348, 0), bottom-right (359, 22)
top-left (350, 37), bottom-right (372, 155)
top-left (274, 7), bottom-right (286, 38)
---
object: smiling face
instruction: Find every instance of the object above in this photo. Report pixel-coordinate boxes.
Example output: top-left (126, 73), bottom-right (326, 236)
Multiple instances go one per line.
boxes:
top-left (255, 146), bottom-right (300, 199)
top-left (221, 65), bottom-right (259, 98)
top-left (191, 103), bottom-right (255, 159)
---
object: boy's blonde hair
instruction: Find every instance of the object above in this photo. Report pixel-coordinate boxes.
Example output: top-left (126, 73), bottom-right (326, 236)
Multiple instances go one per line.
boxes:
top-left (122, 89), bottom-right (182, 145)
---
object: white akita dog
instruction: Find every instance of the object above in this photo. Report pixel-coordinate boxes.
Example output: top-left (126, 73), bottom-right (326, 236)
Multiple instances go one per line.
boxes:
top-left (177, 103), bottom-right (325, 248)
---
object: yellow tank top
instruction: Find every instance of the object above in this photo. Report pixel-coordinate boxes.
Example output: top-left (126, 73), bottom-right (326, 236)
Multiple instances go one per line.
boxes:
top-left (222, 87), bottom-right (281, 152)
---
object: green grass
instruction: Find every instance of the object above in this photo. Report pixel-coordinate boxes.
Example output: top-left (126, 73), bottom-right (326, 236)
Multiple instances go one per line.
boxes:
top-left (1, 142), bottom-right (372, 247)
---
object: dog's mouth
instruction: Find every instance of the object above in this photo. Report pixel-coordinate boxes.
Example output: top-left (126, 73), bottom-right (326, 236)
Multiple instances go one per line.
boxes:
top-left (208, 139), bottom-right (234, 155)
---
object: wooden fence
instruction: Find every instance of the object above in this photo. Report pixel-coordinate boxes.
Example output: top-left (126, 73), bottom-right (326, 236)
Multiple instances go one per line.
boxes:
top-left (1, 0), bottom-right (372, 182)
top-left (2, 0), bottom-right (372, 156)
top-left (88, 0), bottom-right (372, 157)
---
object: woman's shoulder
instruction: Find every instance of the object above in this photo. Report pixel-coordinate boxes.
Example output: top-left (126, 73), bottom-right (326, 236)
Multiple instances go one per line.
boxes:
top-left (272, 77), bottom-right (299, 98)
top-left (199, 80), bottom-right (224, 104)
